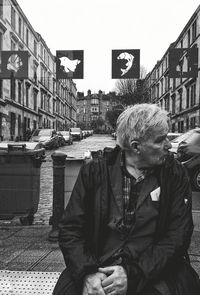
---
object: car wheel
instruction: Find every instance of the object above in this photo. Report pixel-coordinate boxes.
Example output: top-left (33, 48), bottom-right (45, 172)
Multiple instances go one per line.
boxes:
top-left (191, 167), bottom-right (200, 191)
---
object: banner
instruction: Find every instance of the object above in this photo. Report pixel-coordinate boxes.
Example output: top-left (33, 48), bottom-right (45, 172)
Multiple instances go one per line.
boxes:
top-left (168, 47), bottom-right (198, 78)
top-left (0, 51), bottom-right (29, 79)
top-left (112, 49), bottom-right (140, 79)
top-left (56, 50), bottom-right (84, 79)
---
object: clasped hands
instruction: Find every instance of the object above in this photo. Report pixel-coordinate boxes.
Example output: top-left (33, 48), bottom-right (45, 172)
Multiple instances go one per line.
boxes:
top-left (82, 265), bottom-right (127, 295)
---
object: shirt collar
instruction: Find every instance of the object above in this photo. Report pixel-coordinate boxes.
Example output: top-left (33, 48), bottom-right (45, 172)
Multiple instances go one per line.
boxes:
top-left (120, 150), bottom-right (154, 182)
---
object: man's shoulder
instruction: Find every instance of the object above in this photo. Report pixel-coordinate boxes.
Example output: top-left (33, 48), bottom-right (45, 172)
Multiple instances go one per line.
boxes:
top-left (164, 153), bottom-right (188, 178)
top-left (82, 145), bottom-right (121, 171)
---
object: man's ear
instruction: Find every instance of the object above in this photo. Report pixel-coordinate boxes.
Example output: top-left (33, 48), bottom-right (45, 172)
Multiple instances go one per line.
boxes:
top-left (130, 140), bottom-right (139, 152)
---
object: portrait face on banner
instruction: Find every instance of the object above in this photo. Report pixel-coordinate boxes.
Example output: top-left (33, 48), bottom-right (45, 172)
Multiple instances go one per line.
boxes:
top-left (0, 51), bottom-right (29, 79)
top-left (56, 50), bottom-right (84, 79)
top-left (168, 47), bottom-right (198, 78)
top-left (112, 49), bottom-right (140, 79)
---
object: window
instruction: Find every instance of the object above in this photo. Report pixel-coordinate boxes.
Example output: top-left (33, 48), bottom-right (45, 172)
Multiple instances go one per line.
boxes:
top-left (173, 78), bottom-right (176, 90)
top-left (34, 40), bottom-right (37, 56)
top-left (186, 118), bottom-right (189, 130)
top-left (164, 96), bottom-right (169, 111)
top-left (11, 6), bottom-right (16, 29)
top-left (161, 79), bottom-right (163, 95)
top-left (11, 40), bottom-right (16, 62)
top-left (33, 64), bottom-right (37, 83)
top-left (156, 84), bottom-right (159, 98)
top-left (18, 82), bottom-right (21, 104)
top-left (41, 92), bottom-right (43, 109)
top-left (40, 67), bottom-right (44, 84)
top-left (26, 28), bottom-right (29, 46)
top-left (187, 29), bottom-right (190, 47)
top-left (192, 21), bottom-right (197, 42)
top-left (0, 79), bottom-right (2, 98)
top-left (40, 44), bottom-right (43, 59)
top-left (191, 83), bottom-right (196, 106)
top-left (190, 117), bottom-right (196, 129)
top-left (178, 121), bottom-right (184, 133)
top-left (164, 76), bottom-right (168, 92)
top-left (33, 90), bottom-right (37, 111)
top-left (10, 77), bottom-right (15, 100)
top-left (25, 85), bottom-right (29, 107)
top-left (179, 90), bottom-right (182, 112)
top-left (0, 31), bottom-right (2, 51)
top-left (171, 95), bottom-right (175, 114)
top-left (186, 87), bottom-right (190, 108)
top-left (91, 106), bottom-right (99, 112)
top-left (10, 112), bottom-right (16, 137)
top-left (18, 17), bottom-right (22, 37)
top-left (0, 0), bottom-right (3, 18)
top-left (91, 98), bottom-right (99, 104)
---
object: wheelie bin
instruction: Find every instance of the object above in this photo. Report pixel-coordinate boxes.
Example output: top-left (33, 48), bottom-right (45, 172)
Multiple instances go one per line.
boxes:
top-left (0, 142), bottom-right (45, 225)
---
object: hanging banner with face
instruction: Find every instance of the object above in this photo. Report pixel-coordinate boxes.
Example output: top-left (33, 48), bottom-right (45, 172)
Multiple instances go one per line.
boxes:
top-left (56, 50), bottom-right (84, 79)
top-left (168, 47), bottom-right (198, 78)
top-left (0, 51), bottom-right (29, 79)
top-left (112, 49), bottom-right (140, 79)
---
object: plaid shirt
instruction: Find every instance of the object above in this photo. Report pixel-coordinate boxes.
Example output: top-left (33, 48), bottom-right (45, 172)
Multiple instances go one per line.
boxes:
top-left (119, 151), bottom-right (147, 233)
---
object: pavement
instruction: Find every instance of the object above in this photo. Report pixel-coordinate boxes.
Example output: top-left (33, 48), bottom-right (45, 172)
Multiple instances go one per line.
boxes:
top-left (0, 135), bottom-right (200, 293)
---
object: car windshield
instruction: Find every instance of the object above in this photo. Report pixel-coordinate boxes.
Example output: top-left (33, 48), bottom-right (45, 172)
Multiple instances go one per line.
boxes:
top-left (61, 131), bottom-right (69, 135)
top-left (70, 128), bottom-right (80, 132)
top-left (171, 131), bottom-right (195, 143)
top-left (33, 129), bottom-right (52, 136)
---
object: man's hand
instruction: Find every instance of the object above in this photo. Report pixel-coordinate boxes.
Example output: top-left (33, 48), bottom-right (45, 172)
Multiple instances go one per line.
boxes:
top-left (98, 265), bottom-right (128, 295)
top-left (82, 272), bottom-right (107, 295)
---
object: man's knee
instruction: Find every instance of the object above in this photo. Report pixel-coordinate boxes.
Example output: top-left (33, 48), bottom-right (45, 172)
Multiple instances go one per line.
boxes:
top-left (53, 268), bottom-right (79, 295)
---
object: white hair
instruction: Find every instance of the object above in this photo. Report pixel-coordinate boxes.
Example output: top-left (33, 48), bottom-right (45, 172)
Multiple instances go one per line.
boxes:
top-left (116, 103), bottom-right (169, 150)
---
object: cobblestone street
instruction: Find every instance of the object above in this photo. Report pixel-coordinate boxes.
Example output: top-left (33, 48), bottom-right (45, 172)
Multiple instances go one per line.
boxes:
top-left (0, 135), bottom-right (116, 226)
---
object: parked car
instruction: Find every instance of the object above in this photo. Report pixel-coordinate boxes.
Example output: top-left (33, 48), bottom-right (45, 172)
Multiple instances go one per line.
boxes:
top-left (82, 130), bottom-right (87, 139)
top-left (167, 132), bottom-right (182, 141)
top-left (69, 127), bottom-right (82, 141)
top-left (57, 132), bottom-right (66, 147)
top-left (170, 130), bottom-right (197, 154)
top-left (30, 129), bottom-right (59, 149)
top-left (111, 132), bottom-right (117, 140)
top-left (176, 128), bottom-right (200, 191)
top-left (59, 131), bottom-right (73, 145)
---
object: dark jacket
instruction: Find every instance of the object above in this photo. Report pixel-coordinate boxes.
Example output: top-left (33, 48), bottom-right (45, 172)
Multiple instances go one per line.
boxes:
top-left (58, 146), bottom-right (199, 294)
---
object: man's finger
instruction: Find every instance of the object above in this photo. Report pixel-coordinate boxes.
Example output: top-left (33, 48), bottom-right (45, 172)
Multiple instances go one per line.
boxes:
top-left (98, 266), bottom-right (115, 274)
top-left (101, 276), bottom-right (113, 288)
top-left (103, 284), bottom-right (115, 294)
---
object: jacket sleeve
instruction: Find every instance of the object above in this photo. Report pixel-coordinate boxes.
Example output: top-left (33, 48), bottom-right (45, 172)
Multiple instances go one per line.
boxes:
top-left (127, 164), bottom-right (194, 292)
top-left (58, 162), bottom-right (99, 288)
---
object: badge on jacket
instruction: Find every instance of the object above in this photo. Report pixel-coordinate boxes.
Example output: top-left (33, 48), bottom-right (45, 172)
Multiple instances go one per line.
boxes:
top-left (150, 187), bottom-right (160, 201)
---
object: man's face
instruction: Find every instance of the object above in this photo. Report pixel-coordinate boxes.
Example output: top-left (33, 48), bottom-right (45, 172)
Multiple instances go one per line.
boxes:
top-left (137, 126), bottom-right (172, 169)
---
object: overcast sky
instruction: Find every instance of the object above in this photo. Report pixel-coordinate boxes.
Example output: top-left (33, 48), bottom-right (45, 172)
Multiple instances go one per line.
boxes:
top-left (17, 0), bottom-right (200, 94)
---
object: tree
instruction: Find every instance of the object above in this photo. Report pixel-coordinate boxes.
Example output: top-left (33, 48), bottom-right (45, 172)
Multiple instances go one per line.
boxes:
top-left (90, 117), bottom-right (105, 131)
top-left (114, 65), bottom-right (149, 105)
top-left (105, 109), bottom-right (123, 129)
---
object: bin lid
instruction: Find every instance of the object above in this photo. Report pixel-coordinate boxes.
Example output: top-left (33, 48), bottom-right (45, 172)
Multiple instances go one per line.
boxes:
top-left (0, 142), bottom-right (45, 155)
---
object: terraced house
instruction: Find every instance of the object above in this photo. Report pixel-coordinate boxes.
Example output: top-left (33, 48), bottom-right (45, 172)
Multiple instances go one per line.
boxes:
top-left (145, 4), bottom-right (200, 133)
top-left (0, 0), bottom-right (77, 141)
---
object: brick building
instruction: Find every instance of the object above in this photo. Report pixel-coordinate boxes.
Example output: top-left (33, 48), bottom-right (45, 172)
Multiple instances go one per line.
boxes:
top-left (0, 0), bottom-right (77, 141)
top-left (77, 90), bottom-right (123, 132)
top-left (145, 5), bottom-right (200, 133)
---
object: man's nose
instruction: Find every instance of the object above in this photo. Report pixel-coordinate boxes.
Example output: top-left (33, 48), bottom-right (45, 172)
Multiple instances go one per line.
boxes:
top-left (165, 138), bottom-right (172, 150)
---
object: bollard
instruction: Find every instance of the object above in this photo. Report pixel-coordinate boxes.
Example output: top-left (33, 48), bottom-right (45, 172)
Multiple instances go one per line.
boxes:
top-left (48, 151), bottom-right (67, 242)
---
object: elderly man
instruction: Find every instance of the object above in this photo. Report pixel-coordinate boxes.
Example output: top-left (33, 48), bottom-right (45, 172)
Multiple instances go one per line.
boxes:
top-left (53, 104), bottom-right (200, 295)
